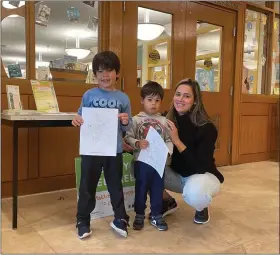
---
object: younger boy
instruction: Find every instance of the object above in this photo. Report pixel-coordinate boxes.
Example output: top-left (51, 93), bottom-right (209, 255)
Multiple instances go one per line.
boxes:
top-left (72, 51), bottom-right (132, 239)
top-left (125, 81), bottom-right (173, 231)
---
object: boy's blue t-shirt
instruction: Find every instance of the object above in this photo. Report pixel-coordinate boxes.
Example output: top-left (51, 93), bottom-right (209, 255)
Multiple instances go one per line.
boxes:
top-left (78, 87), bottom-right (132, 153)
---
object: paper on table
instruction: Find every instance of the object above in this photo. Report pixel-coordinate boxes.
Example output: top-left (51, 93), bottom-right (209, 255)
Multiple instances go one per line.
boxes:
top-left (79, 107), bottom-right (118, 156)
top-left (137, 126), bottom-right (169, 178)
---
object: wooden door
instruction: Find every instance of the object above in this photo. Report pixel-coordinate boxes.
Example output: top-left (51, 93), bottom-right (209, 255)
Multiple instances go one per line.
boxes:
top-left (122, 2), bottom-right (235, 166)
top-left (122, 1), bottom-right (186, 115)
top-left (184, 2), bottom-right (236, 166)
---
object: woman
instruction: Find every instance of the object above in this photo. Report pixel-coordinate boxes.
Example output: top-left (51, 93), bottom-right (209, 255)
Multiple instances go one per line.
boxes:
top-left (162, 78), bottom-right (224, 224)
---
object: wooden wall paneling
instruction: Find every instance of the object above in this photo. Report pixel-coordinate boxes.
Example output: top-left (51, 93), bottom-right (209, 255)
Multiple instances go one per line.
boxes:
top-left (231, 2), bottom-right (246, 164)
top-left (1, 94), bottom-right (29, 182)
top-left (242, 94), bottom-right (279, 103)
top-left (52, 82), bottom-right (94, 97)
top-left (239, 115), bottom-right (269, 155)
top-left (98, 1), bottom-right (110, 52)
top-left (239, 152), bottom-right (272, 163)
top-left (26, 1), bottom-right (36, 80)
top-left (38, 96), bottom-right (81, 178)
top-left (241, 103), bottom-right (269, 115)
top-left (1, 78), bottom-right (33, 95)
top-left (1, 59), bottom-right (7, 78)
top-left (184, 1), bottom-right (196, 79)
top-left (270, 103), bottom-right (279, 156)
top-left (1, 175), bottom-right (76, 198)
top-left (27, 95), bottom-right (39, 179)
top-left (109, 1), bottom-right (124, 91)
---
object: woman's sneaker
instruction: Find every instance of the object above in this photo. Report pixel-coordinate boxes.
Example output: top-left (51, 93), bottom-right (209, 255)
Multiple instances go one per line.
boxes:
top-left (133, 214), bottom-right (145, 230)
top-left (76, 222), bottom-right (92, 239)
top-left (194, 207), bottom-right (210, 224)
top-left (162, 198), bottom-right (179, 217)
top-left (150, 215), bottom-right (168, 231)
top-left (110, 218), bottom-right (129, 237)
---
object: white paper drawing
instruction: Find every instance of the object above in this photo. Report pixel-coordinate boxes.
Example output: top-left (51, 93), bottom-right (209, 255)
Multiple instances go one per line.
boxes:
top-left (137, 126), bottom-right (169, 178)
top-left (79, 107), bottom-right (118, 156)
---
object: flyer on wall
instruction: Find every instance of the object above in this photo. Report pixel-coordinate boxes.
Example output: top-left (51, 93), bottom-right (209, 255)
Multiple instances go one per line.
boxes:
top-left (6, 85), bottom-right (23, 111)
top-left (30, 80), bottom-right (59, 113)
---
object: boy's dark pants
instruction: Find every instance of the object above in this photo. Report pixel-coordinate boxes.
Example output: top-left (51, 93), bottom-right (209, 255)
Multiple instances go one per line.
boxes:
top-left (76, 153), bottom-right (129, 225)
top-left (134, 161), bottom-right (163, 216)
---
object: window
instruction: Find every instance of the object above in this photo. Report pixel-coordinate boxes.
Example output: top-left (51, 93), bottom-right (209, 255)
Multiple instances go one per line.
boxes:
top-left (137, 7), bottom-right (172, 89)
top-left (271, 16), bottom-right (279, 95)
top-left (274, 2), bottom-right (279, 13)
top-left (195, 22), bottom-right (222, 92)
top-left (35, 1), bottom-right (98, 83)
top-left (242, 9), bottom-right (268, 94)
top-left (1, 1), bottom-right (26, 79)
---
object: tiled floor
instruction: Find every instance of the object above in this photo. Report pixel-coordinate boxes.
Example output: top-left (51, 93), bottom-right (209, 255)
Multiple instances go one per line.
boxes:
top-left (1, 161), bottom-right (279, 254)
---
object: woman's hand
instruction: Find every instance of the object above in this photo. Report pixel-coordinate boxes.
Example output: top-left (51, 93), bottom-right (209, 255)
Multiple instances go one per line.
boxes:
top-left (167, 120), bottom-right (180, 145)
top-left (167, 120), bottom-right (187, 152)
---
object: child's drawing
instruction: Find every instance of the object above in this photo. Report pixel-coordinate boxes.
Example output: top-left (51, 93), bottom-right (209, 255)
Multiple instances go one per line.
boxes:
top-left (80, 108), bottom-right (118, 156)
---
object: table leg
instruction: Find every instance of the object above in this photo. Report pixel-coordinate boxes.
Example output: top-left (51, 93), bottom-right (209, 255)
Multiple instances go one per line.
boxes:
top-left (12, 124), bottom-right (18, 229)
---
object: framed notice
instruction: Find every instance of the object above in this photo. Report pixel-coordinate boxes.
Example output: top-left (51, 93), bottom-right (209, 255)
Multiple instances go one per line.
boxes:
top-left (6, 85), bottom-right (23, 110)
top-left (30, 80), bottom-right (59, 113)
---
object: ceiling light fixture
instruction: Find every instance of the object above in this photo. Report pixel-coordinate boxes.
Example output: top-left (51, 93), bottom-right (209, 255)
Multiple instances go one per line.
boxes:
top-left (36, 52), bottom-right (49, 68)
top-left (65, 38), bottom-right (90, 59)
top-left (137, 10), bottom-right (164, 41)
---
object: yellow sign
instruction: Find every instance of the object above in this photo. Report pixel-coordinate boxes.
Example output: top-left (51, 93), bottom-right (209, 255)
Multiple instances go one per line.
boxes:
top-left (30, 80), bottom-right (59, 113)
top-left (149, 50), bottom-right (160, 64)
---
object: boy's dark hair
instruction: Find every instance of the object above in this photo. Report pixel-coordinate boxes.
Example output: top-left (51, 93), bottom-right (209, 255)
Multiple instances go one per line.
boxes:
top-left (92, 51), bottom-right (121, 77)
top-left (141, 81), bottom-right (164, 100)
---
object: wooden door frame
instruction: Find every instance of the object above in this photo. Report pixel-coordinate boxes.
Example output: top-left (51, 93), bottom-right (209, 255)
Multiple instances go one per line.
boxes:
top-left (190, 1), bottom-right (246, 165)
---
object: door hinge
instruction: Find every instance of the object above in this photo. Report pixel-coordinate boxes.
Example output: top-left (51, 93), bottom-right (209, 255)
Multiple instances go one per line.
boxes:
top-left (123, 1), bottom-right (126, 12)
top-left (228, 143), bottom-right (232, 154)
top-left (233, 26), bottom-right (236, 37)
top-left (230, 86), bottom-right (233, 96)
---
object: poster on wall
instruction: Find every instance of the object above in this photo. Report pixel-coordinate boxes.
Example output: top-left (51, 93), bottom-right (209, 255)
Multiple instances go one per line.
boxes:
top-left (7, 64), bottom-right (22, 78)
top-left (75, 153), bottom-right (135, 220)
top-left (6, 85), bottom-right (23, 111)
top-left (67, 7), bottom-right (80, 22)
top-left (195, 68), bottom-right (215, 92)
top-left (30, 80), bottom-right (59, 113)
top-left (36, 4), bottom-right (51, 25)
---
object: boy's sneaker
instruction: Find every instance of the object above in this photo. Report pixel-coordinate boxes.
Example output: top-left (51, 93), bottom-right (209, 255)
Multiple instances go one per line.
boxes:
top-left (162, 198), bottom-right (179, 217)
top-left (194, 207), bottom-right (210, 224)
top-left (110, 218), bottom-right (129, 237)
top-left (150, 215), bottom-right (168, 231)
top-left (133, 214), bottom-right (145, 230)
top-left (76, 222), bottom-right (92, 239)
